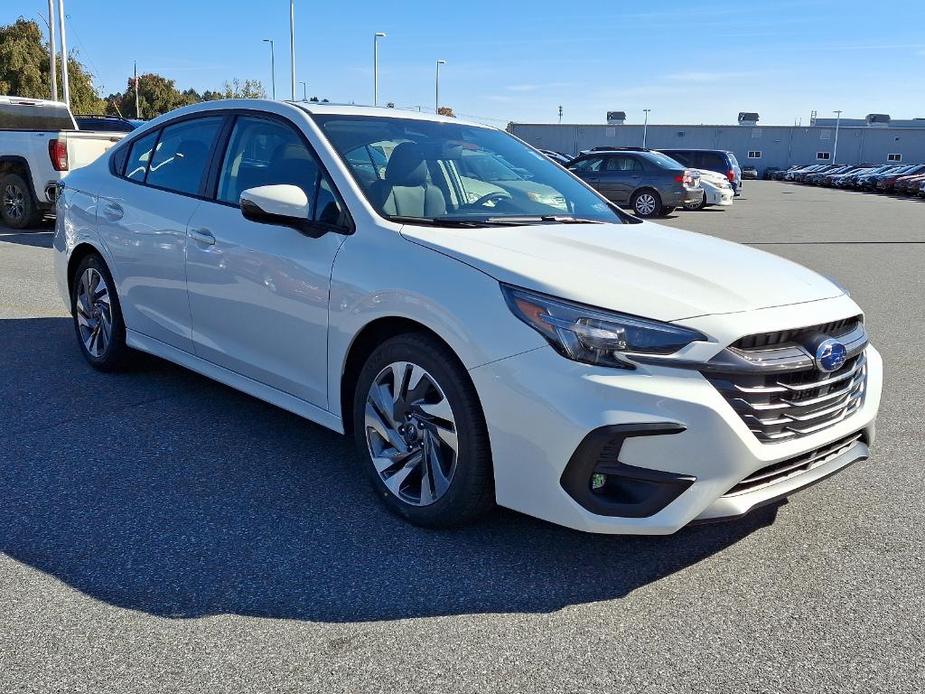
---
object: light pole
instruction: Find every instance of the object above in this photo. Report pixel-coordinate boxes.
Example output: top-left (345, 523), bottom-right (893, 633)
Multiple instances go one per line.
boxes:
top-left (435, 59), bottom-right (446, 114)
top-left (289, 0), bottom-right (295, 100)
top-left (642, 108), bottom-right (651, 148)
top-left (299, 81), bottom-right (307, 101)
top-left (262, 39), bottom-right (276, 100)
top-left (57, 0), bottom-right (70, 107)
top-left (832, 109), bottom-right (842, 163)
top-left (47, 0), bottom-right (58, 101)
top-left (373, 32), bottom-right (386, 106)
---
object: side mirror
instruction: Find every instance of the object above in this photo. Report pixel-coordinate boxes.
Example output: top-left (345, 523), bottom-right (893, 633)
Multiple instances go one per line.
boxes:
top-left (240, 184), bottom-right (321, 236)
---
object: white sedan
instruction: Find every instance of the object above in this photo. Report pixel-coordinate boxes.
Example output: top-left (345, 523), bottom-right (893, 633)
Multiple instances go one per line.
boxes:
top-left (53, 100), bottom-right (881, 534)
top-left (683, 168), bottom-right (734, 210)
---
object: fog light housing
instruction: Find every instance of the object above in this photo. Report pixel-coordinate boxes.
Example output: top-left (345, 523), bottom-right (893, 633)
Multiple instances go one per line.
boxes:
top-left (561, 423), bottom-right (696, 518)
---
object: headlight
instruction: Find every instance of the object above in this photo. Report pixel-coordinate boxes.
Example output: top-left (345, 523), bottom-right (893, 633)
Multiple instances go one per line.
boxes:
top-left (501, 284), bottom-right (707, 369)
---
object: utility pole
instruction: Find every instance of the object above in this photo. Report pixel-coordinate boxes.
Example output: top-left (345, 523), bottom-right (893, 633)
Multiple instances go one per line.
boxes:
top-left (57, 0), bottom-right (70, 108)
top-left (134, 61), bottom-right (140, 119)
top-left (558, 105), bottom-right (563, 124)
top-left (289, 0), bottom-right (296, 100)
top-left (263, 39), bottom-right (276, 99)
top-left (642, 108), bottom-right (651, 148)
top-left (832, 110), bottom-right (842, 163)
top-left (47, 0), bottom-right (58, 101)
top-left (373, 32), bottom-right (386, 106)
top-left (435, 59), bottom-right (446, 114)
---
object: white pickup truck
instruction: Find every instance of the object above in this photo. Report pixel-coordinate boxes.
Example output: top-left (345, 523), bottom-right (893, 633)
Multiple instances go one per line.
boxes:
top-left (1, 96), bottom-right (127, 229)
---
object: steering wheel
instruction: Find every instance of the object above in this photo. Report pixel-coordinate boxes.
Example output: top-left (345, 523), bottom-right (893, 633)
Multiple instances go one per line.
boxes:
top-left (470, 191), bottom-right (512, 208)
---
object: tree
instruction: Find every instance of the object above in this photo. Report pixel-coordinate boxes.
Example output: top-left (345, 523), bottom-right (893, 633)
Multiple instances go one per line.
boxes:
top-left (437, 106), bottom-right (456, 118)
top-left (0, 17), bottom-right (105, 114)
top-left (219, 78), bottom-right (266, 99)
top-left (105, 73), bottom-right (197, 119)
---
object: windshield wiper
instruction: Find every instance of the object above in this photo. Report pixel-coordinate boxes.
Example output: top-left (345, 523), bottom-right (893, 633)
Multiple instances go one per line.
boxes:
top-left (387, 215), bottom-right (493, 228)
top-left (485, 215), bottom-right (607, 225)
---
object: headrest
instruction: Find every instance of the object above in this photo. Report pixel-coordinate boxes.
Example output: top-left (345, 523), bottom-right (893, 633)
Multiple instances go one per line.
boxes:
top-left (385, 142), bottom-right (428, 186)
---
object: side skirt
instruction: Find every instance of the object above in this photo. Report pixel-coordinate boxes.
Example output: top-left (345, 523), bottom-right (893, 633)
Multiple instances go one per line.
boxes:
top-left (126, 329), bottom-right (345, 434)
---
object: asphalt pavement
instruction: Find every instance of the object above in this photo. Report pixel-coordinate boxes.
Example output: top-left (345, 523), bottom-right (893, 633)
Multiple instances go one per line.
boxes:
top-left (1, 181), bottom-right (923, 693)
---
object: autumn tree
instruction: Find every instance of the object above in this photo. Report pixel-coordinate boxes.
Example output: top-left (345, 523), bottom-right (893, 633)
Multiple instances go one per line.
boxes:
top-left (0, 17), bottom-right (105, 114)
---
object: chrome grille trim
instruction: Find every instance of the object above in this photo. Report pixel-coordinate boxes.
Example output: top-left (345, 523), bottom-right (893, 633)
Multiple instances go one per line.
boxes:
top-left (723, 432), bottom-right (865, 496)
top-left (704, 349), bottom-right (868, 443)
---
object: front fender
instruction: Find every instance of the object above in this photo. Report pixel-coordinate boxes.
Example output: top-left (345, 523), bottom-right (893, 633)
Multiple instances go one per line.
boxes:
top-left (326, 229), bottom-right (545, 420)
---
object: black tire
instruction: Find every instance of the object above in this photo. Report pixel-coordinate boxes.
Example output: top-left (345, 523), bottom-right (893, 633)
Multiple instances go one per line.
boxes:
top-left (352, 332), bottom-right (494, 528)
top-left (662, 206), bottom-right (676, 215)
top-left (631, 189), bottom-right (663, 218)
top-left (1, 172), bottom-right (41, 229)
top-left (71, 253), bottom-right (133, 371)
top-left (684, 194), bottom-right (708, 211)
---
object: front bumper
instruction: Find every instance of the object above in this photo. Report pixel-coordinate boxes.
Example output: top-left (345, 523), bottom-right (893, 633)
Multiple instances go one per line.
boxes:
top-left (470, 320), bottom-right (882, 535)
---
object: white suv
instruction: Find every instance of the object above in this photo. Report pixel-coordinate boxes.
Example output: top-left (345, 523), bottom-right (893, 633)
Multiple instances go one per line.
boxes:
top-left (53, 100), bottom-right (882, 534)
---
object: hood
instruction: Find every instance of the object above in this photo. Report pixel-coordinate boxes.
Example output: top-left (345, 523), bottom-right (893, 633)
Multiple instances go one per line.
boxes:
top-left (400, 220), bottom-right (843, 322)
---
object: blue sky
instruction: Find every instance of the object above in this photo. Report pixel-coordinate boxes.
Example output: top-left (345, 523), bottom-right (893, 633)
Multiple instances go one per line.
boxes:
top-left (7, 0), bottom-right (925, 126)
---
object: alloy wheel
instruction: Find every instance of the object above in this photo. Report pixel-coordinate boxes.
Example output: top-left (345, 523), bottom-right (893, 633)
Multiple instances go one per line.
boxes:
top-left (364, 361), bottom-right (459, 506)
top-left (75, 267), bottom-right (113, 358)
top-left (635, 193), bottom-right (657, 216)
top-left (3, 183), bottom-right (25, 221)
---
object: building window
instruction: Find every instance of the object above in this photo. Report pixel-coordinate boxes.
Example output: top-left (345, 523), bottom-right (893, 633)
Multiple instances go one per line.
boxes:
top-left (816, 151), bottom-right (831, 160)
top-left (888, 153), bottom-right (903, 162)
top-left (748, 151), bottom-right (762, 159)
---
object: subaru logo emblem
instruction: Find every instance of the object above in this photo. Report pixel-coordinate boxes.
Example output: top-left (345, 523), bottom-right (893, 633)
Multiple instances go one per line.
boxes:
top-left (815, 338), bottom-right (847, 373)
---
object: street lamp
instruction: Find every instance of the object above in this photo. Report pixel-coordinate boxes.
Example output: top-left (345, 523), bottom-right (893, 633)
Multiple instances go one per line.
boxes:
top-left (832, 109), bottom-right (843, 164)
top-left (435, 59), bottom-right (446, 114)
top-left (300, 81), bottom-right (307, 101)
top-left (262, 39), bottom-right (276, 100)
top-left (642, 108), bottom-right (651, 148)
top-left (373, 32), bottom-right (386, 106)
top-left (289, 0), bottom-right (296, 100)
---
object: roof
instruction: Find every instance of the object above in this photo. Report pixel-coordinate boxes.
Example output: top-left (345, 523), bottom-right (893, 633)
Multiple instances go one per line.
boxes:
top-left (288, 101), bottom-right (484, 127)
top-left (0, 95), bottom-right (68, 108)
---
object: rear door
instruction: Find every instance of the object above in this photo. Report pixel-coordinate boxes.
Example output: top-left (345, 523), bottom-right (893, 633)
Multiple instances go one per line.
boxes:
top-left (599, 154), bottom-right (642, 203)
top-left (97, 116), bottom-right (224, 352)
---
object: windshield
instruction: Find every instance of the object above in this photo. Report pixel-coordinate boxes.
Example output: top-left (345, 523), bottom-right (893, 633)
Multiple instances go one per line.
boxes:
top-left (311, 114), bottom-right (623, 226)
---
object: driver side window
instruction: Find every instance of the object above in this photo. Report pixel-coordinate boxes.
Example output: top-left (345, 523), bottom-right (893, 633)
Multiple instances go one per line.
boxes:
top-left (217, 116), bottom-right (319, 206)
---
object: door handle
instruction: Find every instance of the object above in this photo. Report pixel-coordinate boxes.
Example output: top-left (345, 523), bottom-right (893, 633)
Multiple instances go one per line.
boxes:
top-left (189, 227), bottom-right (215, 246)
top-left (101, 201), bottom-right (123, 221)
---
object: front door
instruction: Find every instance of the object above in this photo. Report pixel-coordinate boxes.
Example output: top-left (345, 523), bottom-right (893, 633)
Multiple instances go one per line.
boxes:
top-left (184, 114), bottom-right (351, 407)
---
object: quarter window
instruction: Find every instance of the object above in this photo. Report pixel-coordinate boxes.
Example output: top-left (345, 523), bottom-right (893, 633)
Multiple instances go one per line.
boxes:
top-left (146, 117), bottom-right (223, 195)
top-left (816, 151), bottom-right (831, 160)
top-left (217, 116), bottom-right (319, 205)
top-left (124, 130), bottom-right (159, 181)
top-left (747, 151), bottom-right (762, 159)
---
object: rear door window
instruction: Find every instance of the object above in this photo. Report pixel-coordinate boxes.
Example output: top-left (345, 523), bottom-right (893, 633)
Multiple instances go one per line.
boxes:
top-left (124, 130), bottom-right (160, 181)
top-left (701, 153), bottom-right (728, 171)
top-left (146, 117), bottom-right (224, 195)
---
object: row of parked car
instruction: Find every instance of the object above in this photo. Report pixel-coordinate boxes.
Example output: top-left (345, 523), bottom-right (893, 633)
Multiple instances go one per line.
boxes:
top-left (537, 146), bottom-right (741, 218)
top-left (769, 162), bottom-right (925, 196)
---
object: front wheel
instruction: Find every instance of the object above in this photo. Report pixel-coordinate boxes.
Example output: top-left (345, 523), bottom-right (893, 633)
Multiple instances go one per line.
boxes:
top-left (631, 189), bottom-right (662, 218)
top-left (683, 196), bottom-right (707, 211)
top-left (352, 333), bottom-right (494, 528)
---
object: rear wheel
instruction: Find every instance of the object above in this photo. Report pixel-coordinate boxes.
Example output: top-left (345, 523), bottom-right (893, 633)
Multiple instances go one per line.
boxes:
top-left (683, 196), bottom-right (707, 211)
top-left (352, 333), bottom-right (494, 527)
top-left (1, 172), bottom-right (41, 229)
top-left (631, 189), bottom-right (662, 218)
top-left (71, 253), bottom-right (133, 371)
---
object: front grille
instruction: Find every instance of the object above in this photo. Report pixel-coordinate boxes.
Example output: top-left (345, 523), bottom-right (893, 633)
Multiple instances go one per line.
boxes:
top-left (732, 315), bottom-right (862, 350)
top-left (705, 353), bottom-right (867, 442)
top-left (723, 431), bottom-right (865, 496)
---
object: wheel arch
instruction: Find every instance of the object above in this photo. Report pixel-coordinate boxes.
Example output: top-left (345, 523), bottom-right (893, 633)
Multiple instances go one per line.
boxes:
top-left (0, 156), bottom-right (38, 202)
top-left (66, 242), bottom-right (106, 298)
top-left (338, 316), bottom-right (475, 436)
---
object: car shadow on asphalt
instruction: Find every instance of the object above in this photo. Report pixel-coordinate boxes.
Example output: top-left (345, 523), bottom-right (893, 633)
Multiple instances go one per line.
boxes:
top-left (0, 317), bottom-right (780, 623)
